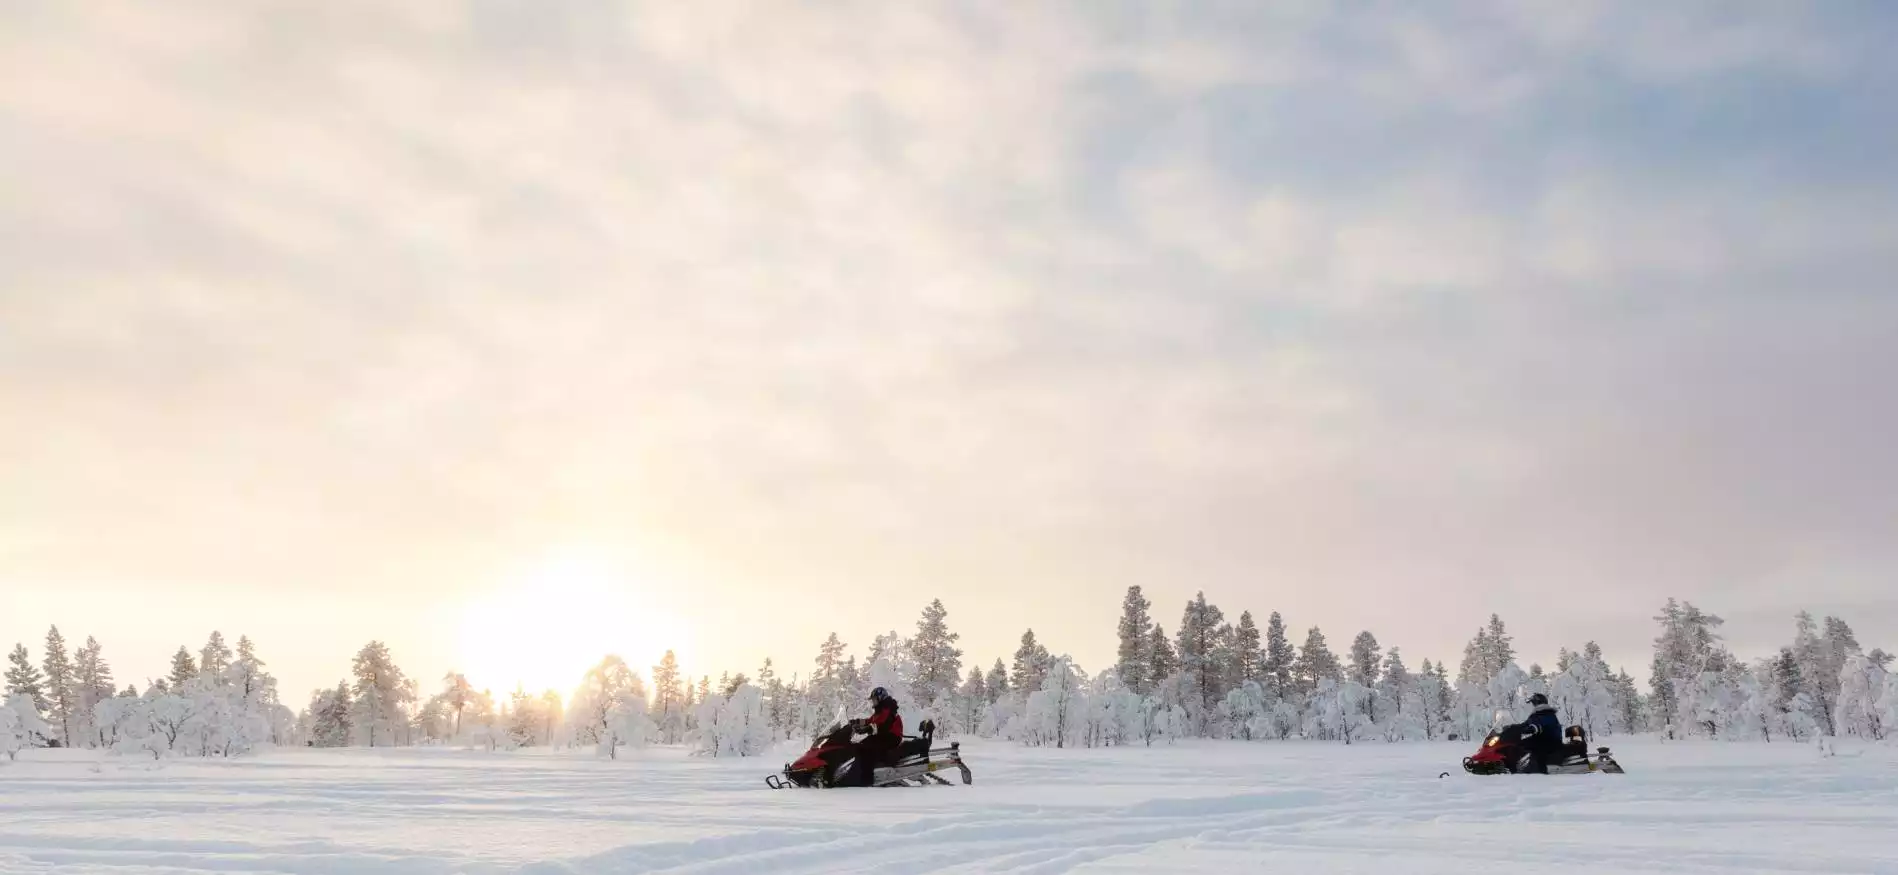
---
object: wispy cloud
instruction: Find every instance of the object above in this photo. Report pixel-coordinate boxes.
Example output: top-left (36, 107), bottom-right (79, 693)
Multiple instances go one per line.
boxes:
top-left (3, 1), bottom-right (1895, 692)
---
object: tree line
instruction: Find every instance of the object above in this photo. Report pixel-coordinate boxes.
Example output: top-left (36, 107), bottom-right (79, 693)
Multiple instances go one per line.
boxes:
top-left (5, 592), bottom-right (1893, 759)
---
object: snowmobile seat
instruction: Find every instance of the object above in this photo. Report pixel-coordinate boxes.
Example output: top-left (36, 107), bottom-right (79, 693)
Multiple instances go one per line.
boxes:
top-left (897, 719), bottom-right (936, 762)
top-left (1562, 726), bottom-right (1590, 762)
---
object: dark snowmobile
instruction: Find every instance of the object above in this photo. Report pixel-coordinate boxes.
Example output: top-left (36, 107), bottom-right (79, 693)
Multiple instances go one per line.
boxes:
top-left (765, 717), bottom-right (971, 789)
top-left (1458, 723), bottom-right (1625, 776)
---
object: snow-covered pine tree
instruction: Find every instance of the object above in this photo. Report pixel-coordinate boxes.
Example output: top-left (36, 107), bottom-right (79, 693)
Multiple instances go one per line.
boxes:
top-left (199, 632), bottom-right (233, 681)
top-left (311, 681), bottom-right (352, 747)
top-left (1172, 592), bottom-right (1227, 733)
top-left (349, 641), bottom-right (411, 747)
top-left (439, 672), bottom-right (473, 739)
top-left (167, 647), bottom-right (197, 690)
top-left (650, 650), bottom-right (685, 743)
top-left (1790, 612), bottom-right (1834, 735)
top-left (910, 599), bottom-right (963, 710)
top-left (40, 626), bottom-right (75, 747)
top-left (1011, 629), bottom-right (1050, 693)
top-left (1414, 658), bottom-right (1445, 739)
top-left (1262, 612), bottom-right (1295, 700)
top-left (5, 642), bottom-right (47, 715)
top-left (1457, 628), bottom-right (1486, 688)
top-left (985, 658), bottom-right (1008, 702)
top-left (1483, 615), bottom-right (1515, 679)
top-left (1115, 586), bottom-right (1153, 695)
top-left (1146, 626), bottom-right (1176, 691)
top-left (1232, 611), bottom-right (1263, 688)
top-left (1292, 626), bottom-right (1341, 699)
top-left (1610, 669), bottom-right (1644, 734)
top-left (1869, 648), bottom-right (1894, 670)
top-left (1347, 631), bottom-right (1382, 726)
top-left (807, 634), bottom-right (850, 730)
top-left (1651, 599), bottom-right (1730, 736)
top-left (1378, 647), bottom-right (1414, 740)
top-left (954, 665), bottom-right (988, 735)
top-left (756, 657), bottom-right (784, 738)
top-left (69, 636), bottom-right (113, 747)
top-left (1210, 621), bottom-right (1238, 720)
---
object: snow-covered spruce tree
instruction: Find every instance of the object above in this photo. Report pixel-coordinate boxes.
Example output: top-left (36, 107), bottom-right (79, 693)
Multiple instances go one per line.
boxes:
top-left (1347, 631), bottom-right (1382, 727)
top-left (1413, 659), bottom-right (1445, 739)
top-left (1174, 592), bottom-right (1227, 735)
top-left (1232, 612), bottom-right (1263, 689)
top-left (1835, 654), bottom-right (1888, 741)
top-left (1292, 626), bottom-right (1341, 702)
top-left (1483, 615), bottom-right (1516, 679)
top-left (756, 658), bottom-right (789, 740)
top-left (1011, 629), bottom-right (1051, 695)
top-left (910, 599), bottom-right (963, 715)
top-left (69, 636), bottom-right (113, 748)
top-left (349, 641), bottom-right (412, 747)
top-left (985, 658), bottom-right (1009, 702)
top-left (1115, 586), bottom-right (1153, 696)
top-left (161, 646), bottom-right (192, 691)
top-left (1378, 648), bottom-right (1420, 741)
top-left (40, 627), bottom-right (76, 747)
top-left (806, 633), bottom-right (851, 733)
top-left (199, 631), bottom-right (233, 681)
top-left (305, 682), bottom-right (352, 747)
top-left (1145, 626), bottom-right (1176, 697)
top-left (1769, 647), bottom-right (1816, 740)
top-left (1261, 612), bottom-right (1296, 702)
top-left (6, 644), bottom-right (47, 717)
top-left (955, 666), bottom-right (988, 736)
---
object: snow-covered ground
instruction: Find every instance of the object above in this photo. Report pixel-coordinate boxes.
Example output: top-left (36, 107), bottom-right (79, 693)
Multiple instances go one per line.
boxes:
top-left (2, 738), bottom-right (1895, 874)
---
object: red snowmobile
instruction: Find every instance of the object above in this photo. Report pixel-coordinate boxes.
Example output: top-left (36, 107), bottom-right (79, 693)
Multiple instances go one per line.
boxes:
top-left (765, 716), bottom-right (972, 789)
top-left (1458, 723), bottom-right (1625, 776)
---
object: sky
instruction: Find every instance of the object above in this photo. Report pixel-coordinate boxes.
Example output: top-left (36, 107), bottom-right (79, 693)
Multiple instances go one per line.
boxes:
top-left (3, 1), bottom-right (1897, 704)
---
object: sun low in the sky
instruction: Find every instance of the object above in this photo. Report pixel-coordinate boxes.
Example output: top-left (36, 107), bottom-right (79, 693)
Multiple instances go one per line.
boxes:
top-left (454, 549), bottom-right (688, 698)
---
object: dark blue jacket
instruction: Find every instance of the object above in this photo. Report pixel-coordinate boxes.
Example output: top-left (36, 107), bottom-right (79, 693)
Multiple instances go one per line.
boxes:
top-left (1523, 705), bottom-right (1563, 750)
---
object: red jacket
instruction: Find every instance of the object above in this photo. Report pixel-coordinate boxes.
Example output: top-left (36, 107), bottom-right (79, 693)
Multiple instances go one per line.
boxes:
top-left (867, 699), bottom-right (903, 739)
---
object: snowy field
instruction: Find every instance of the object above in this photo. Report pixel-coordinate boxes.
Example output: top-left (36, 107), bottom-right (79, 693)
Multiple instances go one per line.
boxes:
top-left (3, 739), bottom-right (1896, 874)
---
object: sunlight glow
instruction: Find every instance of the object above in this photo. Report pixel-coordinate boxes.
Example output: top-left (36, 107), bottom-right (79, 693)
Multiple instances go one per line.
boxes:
top-left (454, 549), bottom-right (686, 697)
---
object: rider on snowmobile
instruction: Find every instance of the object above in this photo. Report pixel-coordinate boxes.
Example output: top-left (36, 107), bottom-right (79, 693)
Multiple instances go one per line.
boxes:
top-left (1516, 693), bottom-right (1564, 773)
top-left (848, 687), bottom-right (903, 786)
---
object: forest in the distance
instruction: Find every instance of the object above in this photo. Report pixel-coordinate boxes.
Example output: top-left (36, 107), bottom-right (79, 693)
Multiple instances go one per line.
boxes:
top-left (4, 590), bottom-right (1893, 760)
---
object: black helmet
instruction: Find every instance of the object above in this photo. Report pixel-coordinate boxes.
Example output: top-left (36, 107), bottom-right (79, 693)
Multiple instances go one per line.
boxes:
top-left (869, 686), bottom-right (890, 704)
top-left (1527, 693), bottom-right (1549, 707)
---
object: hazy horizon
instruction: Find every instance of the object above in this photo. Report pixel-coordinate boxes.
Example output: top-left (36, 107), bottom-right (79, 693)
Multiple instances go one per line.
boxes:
top-left (5, 2), bottom-right (1896, 704)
